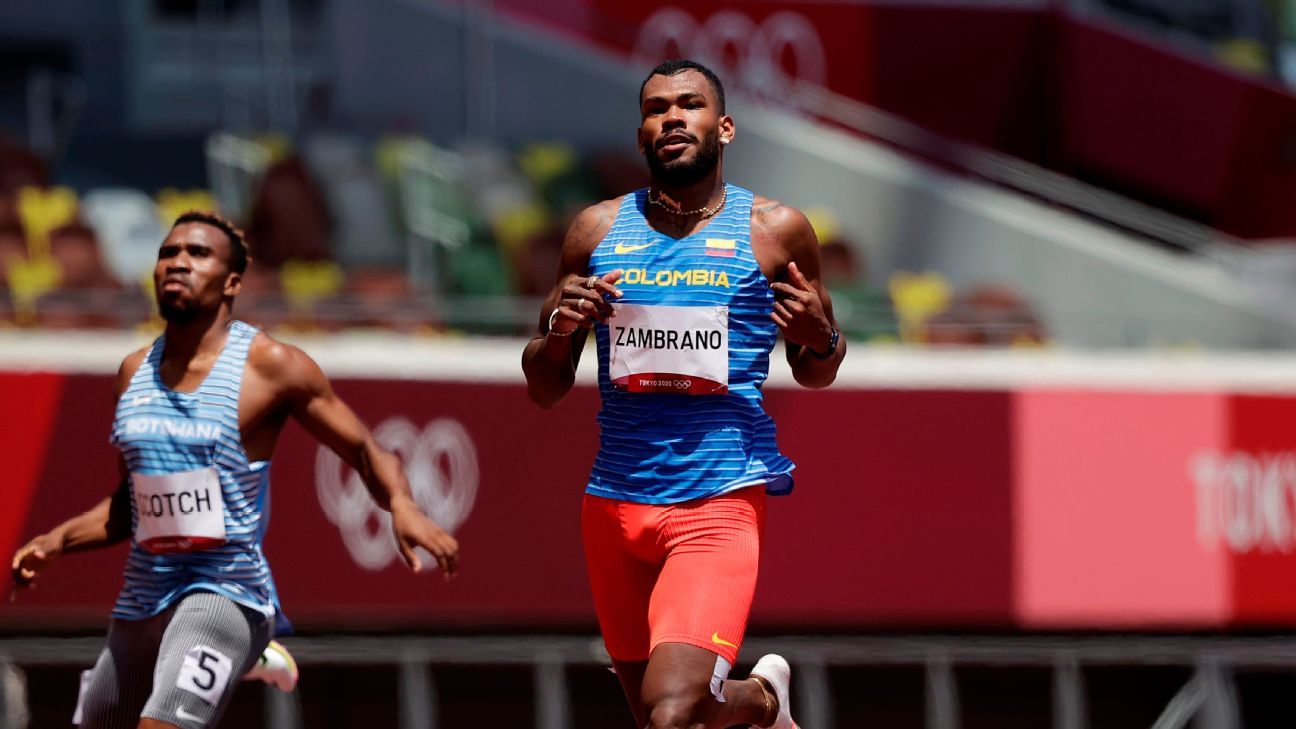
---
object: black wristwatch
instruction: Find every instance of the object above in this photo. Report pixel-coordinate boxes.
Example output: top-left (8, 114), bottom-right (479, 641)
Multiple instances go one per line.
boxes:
top-left (809, 328), bottom-right (839, 360)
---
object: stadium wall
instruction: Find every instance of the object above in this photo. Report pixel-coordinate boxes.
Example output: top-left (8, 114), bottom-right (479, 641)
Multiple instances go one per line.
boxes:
top-left (6, 334), bottom-right (1296, 632)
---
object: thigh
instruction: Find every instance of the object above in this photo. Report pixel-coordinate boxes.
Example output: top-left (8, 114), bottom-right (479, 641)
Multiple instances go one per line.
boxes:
top-left (610, 658), bottom-right (650, 727)
top-left (648, 487), bottom-right (765, 667)
top-left (582, 494), bottom-right (658, 664)
top-left (140, 592), bottom-right (272, 729)
top-left (78, 619), bottom-right (163, 729)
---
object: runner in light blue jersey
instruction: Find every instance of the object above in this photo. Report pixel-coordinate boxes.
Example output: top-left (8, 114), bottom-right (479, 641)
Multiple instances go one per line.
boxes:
top-left (12, 212), bottom-right (460, 729)
top-left (524, 60), bottom-right (846, 729)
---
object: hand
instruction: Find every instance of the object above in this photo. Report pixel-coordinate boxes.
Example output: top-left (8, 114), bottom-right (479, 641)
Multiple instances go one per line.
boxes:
top-left (10, 533), bottom-right (62, 600)
top-left (550, 270), bottom-right (623, 335)
top-left (391, 500), bottom-right (460, 581)
top-left (770, 262), bottom-right (833, 353)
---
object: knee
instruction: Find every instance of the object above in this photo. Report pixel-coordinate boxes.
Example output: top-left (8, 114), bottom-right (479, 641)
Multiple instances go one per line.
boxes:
top-left (644, 690), bottom-right (710, 729)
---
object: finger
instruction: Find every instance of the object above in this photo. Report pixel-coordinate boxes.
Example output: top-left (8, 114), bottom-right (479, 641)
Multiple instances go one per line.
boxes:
top-left (555, 307), bottom-right (592, 330)
top-left (399, 541), bottom-right (421, 573)
top-left (770, 311), bottom-right (788, 328)
top-left (770, 282), bottom-right (812, 303)
top-left (773, 301), bottom-right (795, 322)
top-left (556, 307), bottom-right (586, 323)
top-left (583, 294), bottom-right (615, 319)
top-left (437, 552), bottom-right (457, 579)
top-left (590, 276), bottom-right (623, 299)
top-left (585, 288), bottom-right (618, 314)
top-left (562, 289), bottom-right (610, 316)
top-left (574, 296), bottom-right (614, 323)
top-left (11, 544), bottom-right (34, 571)
top-left (787, 261), bottom-right (812, 290)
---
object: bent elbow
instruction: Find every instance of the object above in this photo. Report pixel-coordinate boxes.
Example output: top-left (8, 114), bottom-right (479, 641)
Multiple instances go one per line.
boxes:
top-left (793, 368), bottom-right (837, 390)
top-left (526, 384), bottom-right (562, 410)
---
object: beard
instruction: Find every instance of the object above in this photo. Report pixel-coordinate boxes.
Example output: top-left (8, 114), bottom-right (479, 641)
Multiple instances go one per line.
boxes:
top-left (645, 130), bottom-right (721, 186)
top-left (158, 298), bottom-right (201, 324)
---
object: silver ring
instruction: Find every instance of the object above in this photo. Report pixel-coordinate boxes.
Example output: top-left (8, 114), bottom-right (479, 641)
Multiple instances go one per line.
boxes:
top-left (587, 276), bottom-right (598, 289)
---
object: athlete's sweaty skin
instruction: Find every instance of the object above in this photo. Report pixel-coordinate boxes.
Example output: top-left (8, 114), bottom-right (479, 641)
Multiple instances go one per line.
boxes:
top-left (522, 63), bottom-right (845, 729)
top-left (12, 217), bottom-right (460, 729)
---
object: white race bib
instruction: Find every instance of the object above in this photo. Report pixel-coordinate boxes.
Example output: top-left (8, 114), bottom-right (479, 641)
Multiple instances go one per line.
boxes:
top-left (132, 468), bottom-right (227, 554)
top-left (176, 645), bottom-right (234, 705)
top-left (609, 303), bottom-right (728, 394)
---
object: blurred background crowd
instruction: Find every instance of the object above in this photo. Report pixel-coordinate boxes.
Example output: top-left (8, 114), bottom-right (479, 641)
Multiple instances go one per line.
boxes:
top-left (33, 0), bottom-right (1278, 348)
top-left (2, 0), bottom-right (1293, 351)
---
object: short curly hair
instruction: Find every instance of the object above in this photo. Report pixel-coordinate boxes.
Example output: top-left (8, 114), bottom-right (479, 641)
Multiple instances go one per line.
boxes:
top-left (170, 210), bottom-right (250, 274)
top-left (640, 59), bottom-right (726, 114)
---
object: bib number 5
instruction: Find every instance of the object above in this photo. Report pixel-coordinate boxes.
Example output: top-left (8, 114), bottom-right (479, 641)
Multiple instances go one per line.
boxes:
top-left (177, 645), bottom-right (234, 705)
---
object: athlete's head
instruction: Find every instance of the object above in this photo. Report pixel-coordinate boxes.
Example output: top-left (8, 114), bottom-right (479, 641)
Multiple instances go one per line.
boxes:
top-left (155, 211), bottom-right (248, 324)
top-left (638, 59), bottom-right (734, 187)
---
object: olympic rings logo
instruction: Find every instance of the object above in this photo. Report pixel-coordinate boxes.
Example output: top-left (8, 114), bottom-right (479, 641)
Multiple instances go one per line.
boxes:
top-left (632, 8), bottom-right (828, 98)
top-left (315, 417), bottom-right (478, 572)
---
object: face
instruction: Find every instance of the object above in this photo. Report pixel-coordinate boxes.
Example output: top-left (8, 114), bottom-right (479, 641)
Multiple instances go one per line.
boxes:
top-left (154, 222), bottom-right (242, 323)
top-left (638, 70), bottom-right (734, 186)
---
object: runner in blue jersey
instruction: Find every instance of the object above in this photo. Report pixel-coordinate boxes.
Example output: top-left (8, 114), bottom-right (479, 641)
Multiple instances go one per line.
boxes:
top-left (523, 60), bottom-right (846, 729)
top-left (11, 211), bottom-right (460, 729)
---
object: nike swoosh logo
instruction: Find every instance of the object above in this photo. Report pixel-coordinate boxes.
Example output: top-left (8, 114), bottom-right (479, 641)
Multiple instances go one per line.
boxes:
top-left (176, 705), bottom-right (204, 722)
top-left (614, 241), bottom-right (658, 254)
top-left (711, 632), bottom-right (739, 649)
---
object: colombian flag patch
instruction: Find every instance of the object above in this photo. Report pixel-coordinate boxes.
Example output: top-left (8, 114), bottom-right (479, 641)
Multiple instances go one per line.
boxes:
top-left (705, 239), bottom-right (736, 257)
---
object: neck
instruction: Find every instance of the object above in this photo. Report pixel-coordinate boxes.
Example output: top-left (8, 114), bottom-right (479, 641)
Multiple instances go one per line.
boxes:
top-left (649, 170), bottom-right (726, 216)
top-left (163, 308), bottom-right (233, 362)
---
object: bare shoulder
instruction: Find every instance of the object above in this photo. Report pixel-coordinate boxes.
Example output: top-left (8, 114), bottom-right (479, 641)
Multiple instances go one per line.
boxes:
top-left (751, 195), bottom-right (813, 238)
top-left (563, 198), bottom-right (622, 255)
top-left (114, 346), bottom-right (151, 398)
top-left (247, 331), bottom-right (322, 384)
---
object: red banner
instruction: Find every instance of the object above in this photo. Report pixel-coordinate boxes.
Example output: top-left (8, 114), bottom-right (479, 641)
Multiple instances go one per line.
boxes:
top-left (1, 374), bottom-right (1012, 630)
top-left (1013, 391), bottom-right (1231, 628)
top-left (9, 371), bottom-right (1296, 631)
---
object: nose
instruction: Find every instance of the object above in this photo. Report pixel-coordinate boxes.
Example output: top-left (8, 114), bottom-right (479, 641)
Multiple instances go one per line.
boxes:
top-left (662, 105), bottom-right (686, 129)
top-left (164, 253), bottom-right (191, 272)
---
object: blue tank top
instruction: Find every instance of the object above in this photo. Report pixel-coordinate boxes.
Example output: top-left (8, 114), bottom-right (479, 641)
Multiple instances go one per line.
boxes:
top-left (586, 184), bottom-right (795, 504)
top-left (109, 320), bottom-right (283, 625)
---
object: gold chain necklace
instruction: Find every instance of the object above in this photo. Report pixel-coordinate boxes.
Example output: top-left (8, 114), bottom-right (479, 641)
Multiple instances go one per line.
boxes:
top-left (648, 185), bottom-right (727, 219)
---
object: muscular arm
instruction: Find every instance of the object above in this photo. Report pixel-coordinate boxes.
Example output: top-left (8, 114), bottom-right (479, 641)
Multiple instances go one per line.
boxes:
top-left (263, 341), bottom-right (412, 511)
top-left (11, 350), bottom-right (144, 591)
top-left (256, 337), bottom-right (459, 574)
top-left (758, 202), bottom-right (847, 389)
top-left (522, 201), bottom-right (619, 409)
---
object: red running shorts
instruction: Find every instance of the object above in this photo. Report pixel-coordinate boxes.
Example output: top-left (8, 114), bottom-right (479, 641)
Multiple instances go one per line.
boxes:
top-left (580, 486), bottom-right (766, 665)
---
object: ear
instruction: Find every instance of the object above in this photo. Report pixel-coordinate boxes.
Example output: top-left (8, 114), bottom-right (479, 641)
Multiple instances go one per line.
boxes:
top-left (224, 271), bottom-right (243, 298)
top-left (719, 115), bottom-right (736, 146)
